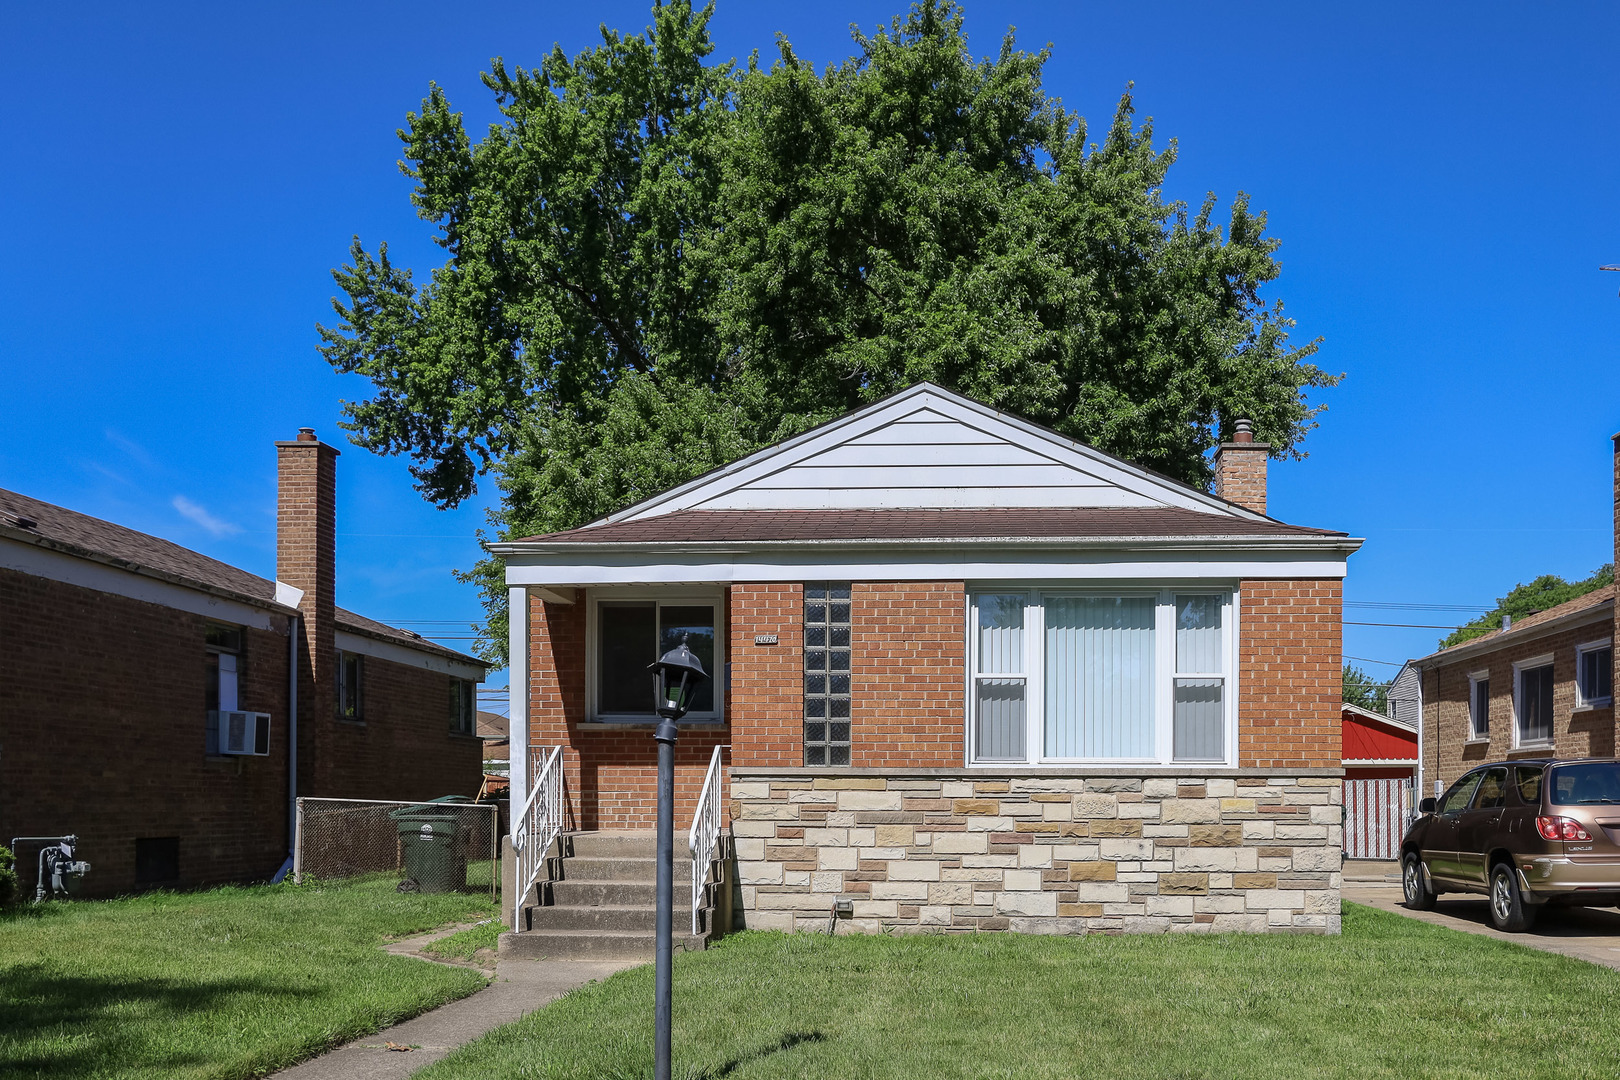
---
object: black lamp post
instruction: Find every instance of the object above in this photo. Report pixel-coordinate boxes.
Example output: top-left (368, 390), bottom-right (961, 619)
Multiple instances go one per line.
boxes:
top-left (648, 636), bottom-right (707, 1080)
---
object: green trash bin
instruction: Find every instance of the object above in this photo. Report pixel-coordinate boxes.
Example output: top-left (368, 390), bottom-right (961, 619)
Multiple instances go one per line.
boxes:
top-left (391, 796), bottom-right (473, 893)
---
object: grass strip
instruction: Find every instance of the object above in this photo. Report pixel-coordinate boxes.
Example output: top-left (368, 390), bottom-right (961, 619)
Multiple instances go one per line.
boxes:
top-left (421, 902), bottom-right (1620, 1080)
top-left (0, 878), bottom-right (494, 1080)
top-left (421, 921), bottom-right (507, 961)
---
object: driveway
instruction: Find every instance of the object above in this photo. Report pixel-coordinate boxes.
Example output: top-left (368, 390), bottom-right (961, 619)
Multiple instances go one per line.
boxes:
top-left (1344, 878), bottom-right (1620, 972)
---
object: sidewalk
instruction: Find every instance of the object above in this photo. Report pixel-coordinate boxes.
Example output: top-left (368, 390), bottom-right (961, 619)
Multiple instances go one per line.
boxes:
top-left (271, 929), bottom-right (637, 1079)
top-left (1344, 881), bottom-right (1620, 972)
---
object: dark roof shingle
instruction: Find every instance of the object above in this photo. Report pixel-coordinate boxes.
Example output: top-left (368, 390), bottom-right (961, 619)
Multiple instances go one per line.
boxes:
top-left (511, 508), bottom-right (1346, 545)
top-left (0, 486), bottom-right (484, 667)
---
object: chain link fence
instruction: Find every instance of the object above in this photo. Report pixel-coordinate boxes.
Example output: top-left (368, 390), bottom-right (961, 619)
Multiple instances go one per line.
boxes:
top-left (294, 797), bottom-right (499, 901)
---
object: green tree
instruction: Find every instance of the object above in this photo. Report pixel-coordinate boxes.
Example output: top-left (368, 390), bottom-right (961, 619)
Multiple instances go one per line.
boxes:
top-left (1342, 665), bottom-right (1388, 715)
top-left (1437, 565), bottom-right (1614, 650)
top-left (319, 1), bottom-right (1339, 662)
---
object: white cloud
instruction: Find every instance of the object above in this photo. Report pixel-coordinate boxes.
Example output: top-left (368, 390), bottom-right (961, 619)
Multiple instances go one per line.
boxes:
top-left (172, 495), bottom-right (240, 537)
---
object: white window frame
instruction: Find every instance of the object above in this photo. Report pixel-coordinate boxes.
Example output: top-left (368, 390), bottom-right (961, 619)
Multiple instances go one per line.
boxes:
top-left (1466, 669), bottom-right (1490, 742)
top-left (585, 587), bottom-right (726, 724)
top-left (1511, 653), bottom-right (1556, 749)
top-left (1575, 638), bottom-right (1613, 709)
top-left (964, 586), bottom-right (1237, 767)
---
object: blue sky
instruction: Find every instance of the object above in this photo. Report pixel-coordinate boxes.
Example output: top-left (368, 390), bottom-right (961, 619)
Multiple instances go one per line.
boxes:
top-left (4, 1), bottom-right (1618, 702)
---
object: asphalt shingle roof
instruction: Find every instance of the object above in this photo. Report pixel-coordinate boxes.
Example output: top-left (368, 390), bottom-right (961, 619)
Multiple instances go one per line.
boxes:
top-left (512, 507), bottom-right (1346, 545)
top-left (0, 486), bottom-right (484, 667)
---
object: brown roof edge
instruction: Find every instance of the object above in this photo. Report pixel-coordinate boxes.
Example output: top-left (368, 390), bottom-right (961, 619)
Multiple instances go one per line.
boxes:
top-left (335, 607), bottom-right (489, 669)
top-left (499, 508), bottom-right (1349, 546)
top-left (1416, 585), bottom-right (1615, 666)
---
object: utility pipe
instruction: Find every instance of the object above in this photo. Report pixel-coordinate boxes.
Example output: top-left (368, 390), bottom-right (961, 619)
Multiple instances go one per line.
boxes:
top-left (288, 614), bottom-right (299, 862)
top-left (11, 836), bottom-right (74, 902)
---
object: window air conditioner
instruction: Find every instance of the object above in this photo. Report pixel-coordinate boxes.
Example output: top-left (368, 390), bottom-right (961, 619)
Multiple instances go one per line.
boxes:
top-left (213, 710), bottom-right (271, 756)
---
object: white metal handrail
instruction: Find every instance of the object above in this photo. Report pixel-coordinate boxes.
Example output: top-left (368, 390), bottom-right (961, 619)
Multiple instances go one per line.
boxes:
top-left (687, 744), bottom-right (726, 936)
top-left (513, 746), bottom-right (564, 930)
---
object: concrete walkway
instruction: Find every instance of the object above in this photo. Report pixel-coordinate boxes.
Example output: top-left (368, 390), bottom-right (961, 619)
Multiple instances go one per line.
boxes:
top-left (271, 928), bottom-right (637, 1079)
top-left (1344, 880), bottom-right (1620, 973)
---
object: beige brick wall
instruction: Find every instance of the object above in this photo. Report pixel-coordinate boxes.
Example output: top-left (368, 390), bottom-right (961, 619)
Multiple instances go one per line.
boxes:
top-left (731, 770), bottom-right (1342, 935)
top-left (1422, 618), bottom-right (1616, 794)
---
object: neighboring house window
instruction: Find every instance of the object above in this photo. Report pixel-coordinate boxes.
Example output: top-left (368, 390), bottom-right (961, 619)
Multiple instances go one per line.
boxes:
top-left (1468, 671), bottom-right (1489, 740)
top-left (337, 651), bottom-right (364, 721)
top-left (449, 678), bottom-right (476, 735)
top-left (1513, 657), bottom-right (1555, 746)
top-left (1577, 640), bottom-right (1613, 707)
top-left (589, 592), bottom-right (723, 721)
top-left (804, 583), bottom-right (852, 766)
top-left (205, 622), bottom-right (242, 754)
top-left (968, 590), bottom-right (1232, 765)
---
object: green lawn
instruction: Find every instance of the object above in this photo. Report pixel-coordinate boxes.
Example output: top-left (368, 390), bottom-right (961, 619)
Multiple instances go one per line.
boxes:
top-left (422, 903), bottom-right (1620, 1080)
top-left (0, 879), bottom-right (495, 1080)
top-left (421, 920), bottom-right (506, 961)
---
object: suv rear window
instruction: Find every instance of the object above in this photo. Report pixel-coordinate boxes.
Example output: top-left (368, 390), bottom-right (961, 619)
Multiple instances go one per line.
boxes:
top-left (1549, 763), bottom-right (1620, 806)
top-left (1514, 766), bottom-right (1544, 805)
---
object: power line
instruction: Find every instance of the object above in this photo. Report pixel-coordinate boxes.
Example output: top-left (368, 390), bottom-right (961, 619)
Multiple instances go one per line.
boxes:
top-left (1345, 620), bottom-right (1468, 629)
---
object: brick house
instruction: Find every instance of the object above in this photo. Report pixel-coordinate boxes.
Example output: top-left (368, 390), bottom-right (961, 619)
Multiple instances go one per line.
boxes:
top-left (1412, 590), bottom-right (1615, 798)
top-left (1409, 432), bottom-right (1620, 803)
top-left (0, 429), bottom-right (487, 896)
top-left (494, 385), bottom-right (1360, 940)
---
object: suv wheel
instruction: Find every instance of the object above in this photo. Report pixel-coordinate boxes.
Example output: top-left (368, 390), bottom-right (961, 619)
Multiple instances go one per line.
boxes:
top-left (1402, 853), bottom-right (1437, 910)
top-left (1488, 861), bottom-right (1537, 933)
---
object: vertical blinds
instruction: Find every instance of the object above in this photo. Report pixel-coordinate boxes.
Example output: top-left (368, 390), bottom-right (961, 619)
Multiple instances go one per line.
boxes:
top-left (1044, 596), bottom-right (1156, 759)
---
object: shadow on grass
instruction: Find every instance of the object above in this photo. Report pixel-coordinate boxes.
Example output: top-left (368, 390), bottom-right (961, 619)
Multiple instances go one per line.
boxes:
top-left (597, 1031), bottom-right (827, 1080)
top-left (0, 963), bottom-right (321, 1079)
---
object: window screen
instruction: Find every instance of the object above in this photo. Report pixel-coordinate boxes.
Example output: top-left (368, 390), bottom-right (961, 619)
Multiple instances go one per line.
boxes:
top-left (337, 652), bottom-right (364, 720)
top-left (1579, 646), bottom-right (1612, 705)
top-left (804, 583), bottom-right (851, 766)
top-left (1517, 664), bottom-right (1554, 744)
top-left (1469, 676), bottom-right (1489, 737)
top-left (136, 837), bottom-right (180, 885)
top-left (597, 601), bottom-right (718, 716)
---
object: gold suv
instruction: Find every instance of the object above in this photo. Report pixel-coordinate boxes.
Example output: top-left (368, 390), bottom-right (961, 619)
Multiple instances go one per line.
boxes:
top-left (1401, 759), bottom-right (1620, 931)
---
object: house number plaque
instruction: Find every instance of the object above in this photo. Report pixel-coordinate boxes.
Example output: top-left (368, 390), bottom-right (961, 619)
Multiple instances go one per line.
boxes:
top-left (754, 634), bottom-right (778, 645)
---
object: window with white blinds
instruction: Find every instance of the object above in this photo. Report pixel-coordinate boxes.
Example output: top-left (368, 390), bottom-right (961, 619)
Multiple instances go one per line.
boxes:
top-left (968, 590), bottom-right (1234, 765)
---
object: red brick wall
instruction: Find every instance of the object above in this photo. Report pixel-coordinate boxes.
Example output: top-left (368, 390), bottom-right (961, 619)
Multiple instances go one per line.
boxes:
top-left (527, 592), bottom-right (729, 831)
top-left (0, 568), bottom-right (291, 895)
top-left (1238, 579), bottom-right (1342, 769)
top-left (851, 581), bottom-right (965, 767)
top-left (1422, 623), bottom-right (1616, 793)
top-left (729, 583), bottom-right (804, 768)
top-left (0, 566), bottom-right (485, 896)
top-left (316, 647), bottom-right (486, 802)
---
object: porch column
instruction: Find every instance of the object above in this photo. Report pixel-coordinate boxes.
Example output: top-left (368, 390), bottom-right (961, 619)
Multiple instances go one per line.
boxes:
top-left (508, 586), bottom-right (530, 817)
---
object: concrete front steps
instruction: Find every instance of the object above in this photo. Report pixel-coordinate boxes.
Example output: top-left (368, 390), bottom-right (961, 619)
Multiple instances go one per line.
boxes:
top-left (499, 831), bottom-right (719, 961)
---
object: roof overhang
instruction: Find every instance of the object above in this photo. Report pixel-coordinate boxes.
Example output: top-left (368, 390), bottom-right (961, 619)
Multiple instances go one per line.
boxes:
top-left (1, 523), bottom-right (298, 616)
top-left (494, 534), bottom-right (1361, 587)
top-left (1412, 598), bottom-right (1614, 670)
top-left (1341, 701), bottom-right (1418, 735)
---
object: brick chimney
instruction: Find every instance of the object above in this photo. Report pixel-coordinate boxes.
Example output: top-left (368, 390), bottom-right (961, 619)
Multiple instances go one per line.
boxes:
top-left (277, 428), bottom-right (339, 793)
top-left (1214, 419), bottom-right (1270, 515)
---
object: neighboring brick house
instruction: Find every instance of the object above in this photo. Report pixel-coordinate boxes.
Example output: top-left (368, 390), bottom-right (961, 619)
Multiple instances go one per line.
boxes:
top-left (1413, 585), bottom-right (1615, 800)
top-left (493, 385), bottom-right (1361, 936)
top-left (0, 429), bottom-right (487, 896)
top-left (1410, 432), bottom-right (1620, 802)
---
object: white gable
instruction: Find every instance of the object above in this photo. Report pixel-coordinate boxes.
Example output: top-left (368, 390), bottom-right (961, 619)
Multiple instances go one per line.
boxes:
top-left (607, 385), bottom-right (1261, 523)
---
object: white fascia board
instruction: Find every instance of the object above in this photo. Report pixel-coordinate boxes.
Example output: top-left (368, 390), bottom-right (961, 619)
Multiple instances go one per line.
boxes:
top-left (500, 541), bottom-right (1353, 587)
top-left (1343, 759), bottom-right (1418, 767)
top-left (2, 534), bottom-right (288, 630)
top-left (334, 629), bottom-right (487, 681)
top-left (595, 384), bottom-right (1269, 525)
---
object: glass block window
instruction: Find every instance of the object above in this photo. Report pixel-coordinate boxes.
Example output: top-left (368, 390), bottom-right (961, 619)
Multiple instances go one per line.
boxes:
top-left (804, 583), bottom-right (852, 766)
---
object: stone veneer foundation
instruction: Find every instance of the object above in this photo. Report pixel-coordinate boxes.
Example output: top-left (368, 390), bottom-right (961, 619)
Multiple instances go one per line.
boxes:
top-left (730, 769), bottom-right (1344, 935)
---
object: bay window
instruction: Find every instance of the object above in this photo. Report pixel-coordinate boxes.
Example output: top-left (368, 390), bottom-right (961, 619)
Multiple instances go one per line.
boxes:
top-left (589, 591), bottom-right (724, 722)
top-left (969, 589), bottom-right (1234, 765)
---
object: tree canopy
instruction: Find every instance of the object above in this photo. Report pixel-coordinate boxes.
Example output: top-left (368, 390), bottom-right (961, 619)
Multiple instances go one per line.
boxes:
top-left (318, 1), bottom-right (1339, 661)
top-left (1341, 664), bottom-right (1388, 715)
top-left (1437, 565), bottom-right (1614, 650)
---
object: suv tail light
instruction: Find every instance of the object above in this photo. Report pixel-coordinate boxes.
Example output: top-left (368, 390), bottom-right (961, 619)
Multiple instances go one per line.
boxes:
top-left (1535, 816), bottom-right (1592, 841)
